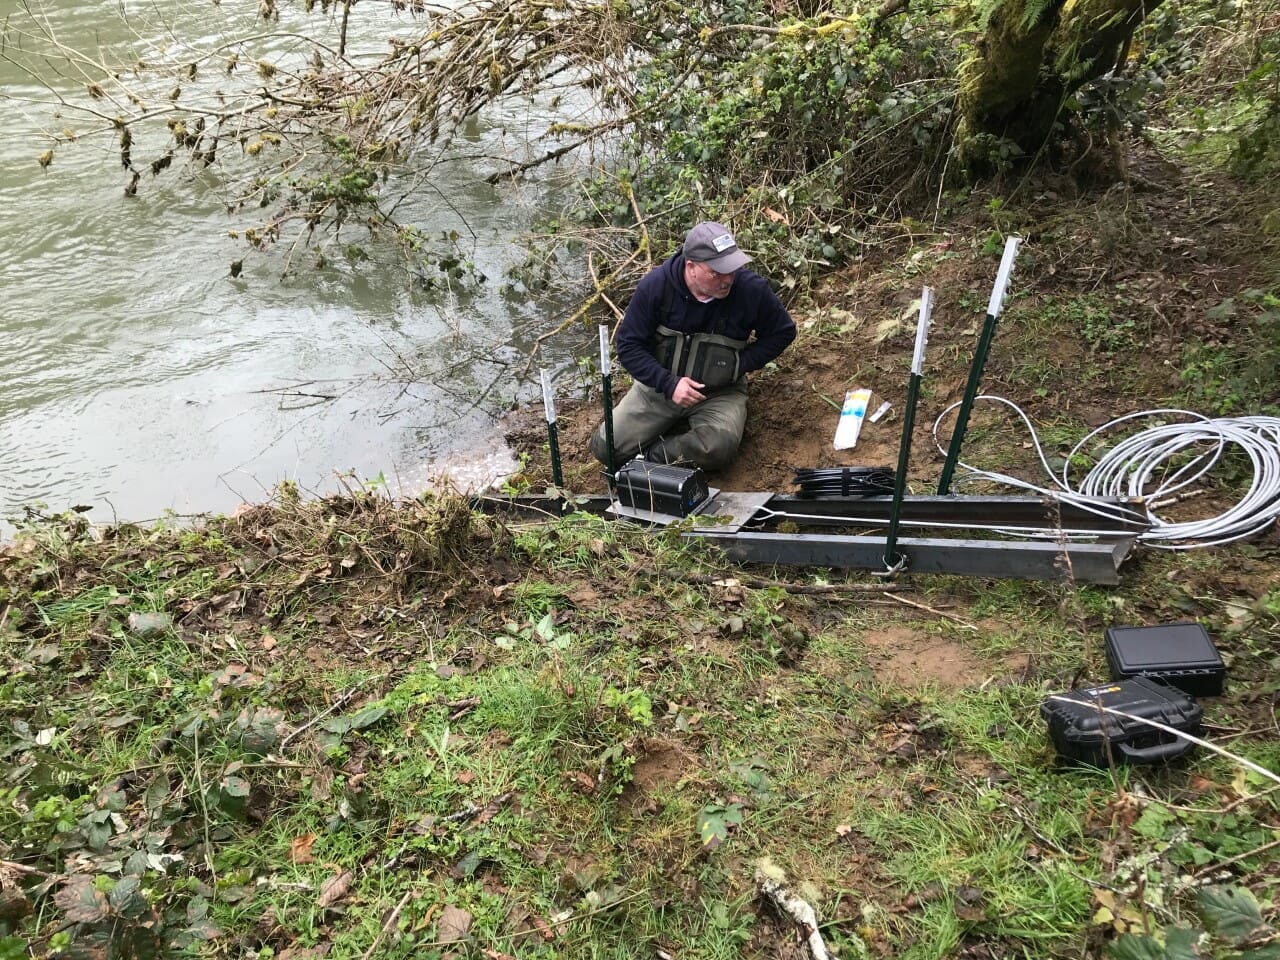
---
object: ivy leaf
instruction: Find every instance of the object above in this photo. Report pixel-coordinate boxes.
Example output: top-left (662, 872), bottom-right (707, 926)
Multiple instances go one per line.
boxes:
top-left (533, 612), bottom-right (556, 643)
top-left (729, 758), bottom-right (772, 796)
top-left (1108, 928), bottom-right (1203, 960)
top-left (1197, 886), bottom-right (1265, 942)
top-left (320, 705), bottom-right (388, 735)
top-left (1107, 935), bottom-right (1163, 960)
top-left (1163, 928), bottom-right (1203, 960)
top-left (108, 875), bottom-right (149, 919)
top-left (697, 803), bottom-right (744, 852)
top-left (54, 876), bottom-right (110, 924)
top-left (1204, 298), bottom-right (1237, 321)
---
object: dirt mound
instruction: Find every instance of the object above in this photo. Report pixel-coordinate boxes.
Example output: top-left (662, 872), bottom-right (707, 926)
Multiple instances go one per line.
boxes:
top-left (508, 168), bottom-right (1276, 501)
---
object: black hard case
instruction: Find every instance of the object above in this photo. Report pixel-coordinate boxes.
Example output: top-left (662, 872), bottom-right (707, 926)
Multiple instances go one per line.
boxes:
top-left (1040, 677), bottom-right (1203, 767)
top-left (615, 460), bottom-right (710, 517)
top-left (1104, 622), bottom-right (1226, 697)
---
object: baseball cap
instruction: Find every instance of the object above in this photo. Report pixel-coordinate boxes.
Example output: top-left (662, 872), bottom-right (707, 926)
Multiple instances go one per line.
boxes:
top-left (683, 221), bottom-right (752, 273)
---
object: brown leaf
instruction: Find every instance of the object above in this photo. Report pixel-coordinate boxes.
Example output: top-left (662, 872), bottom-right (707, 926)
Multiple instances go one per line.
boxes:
top-left (564, 771), bottom-right (595, 794)
top-left (316, 869), bottom-right (353, 908)
top-left (261, 635), bottom-right (277, 651)
top-left (290, 833), bottom-right (317, 864)
top-left (54, 876), bottom-right (109, 924)
top-left (530, 914), bottom-right (556, 942)
top-left (436, 904), bottom-right (472, 943)
top-left (456, 770), bottom-right (475, 785)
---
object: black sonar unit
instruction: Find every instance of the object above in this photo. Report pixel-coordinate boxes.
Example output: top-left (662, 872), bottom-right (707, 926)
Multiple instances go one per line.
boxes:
top-left (615, 459), bottom-right (710, 518)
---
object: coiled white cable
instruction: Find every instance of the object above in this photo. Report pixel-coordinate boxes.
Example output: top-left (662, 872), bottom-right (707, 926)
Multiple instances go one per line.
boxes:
top-left (932, 397), bottom-right (1280, 550)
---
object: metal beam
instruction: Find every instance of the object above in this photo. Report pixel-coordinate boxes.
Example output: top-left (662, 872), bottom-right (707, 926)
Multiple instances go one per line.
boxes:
top-left (768, 495), bottom-right (1145, 532)
top-left (690, 530), bottom-right (1135, 584)
top-left (479, 493), bottom-right (1145, 533)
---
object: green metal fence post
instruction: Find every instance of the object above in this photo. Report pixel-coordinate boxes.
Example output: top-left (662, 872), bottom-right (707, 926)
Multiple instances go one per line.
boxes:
top-left (884, 286), bottom-right (934, 571)
top-left (937, 236), bottom-right (1022, 495)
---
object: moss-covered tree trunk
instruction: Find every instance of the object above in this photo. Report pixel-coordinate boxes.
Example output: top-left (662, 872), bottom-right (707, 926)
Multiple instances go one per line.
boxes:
top-left (955, 0), bottom-right (1165, 173)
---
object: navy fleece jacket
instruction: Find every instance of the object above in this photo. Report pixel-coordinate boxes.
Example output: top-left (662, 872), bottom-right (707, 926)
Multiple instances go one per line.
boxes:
top-left (615, 249), bottom-right (796, 399)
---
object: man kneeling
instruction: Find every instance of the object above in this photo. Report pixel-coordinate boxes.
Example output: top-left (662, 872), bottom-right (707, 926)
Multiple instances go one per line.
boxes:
top-left (589, 221), bottom-right (796, 472)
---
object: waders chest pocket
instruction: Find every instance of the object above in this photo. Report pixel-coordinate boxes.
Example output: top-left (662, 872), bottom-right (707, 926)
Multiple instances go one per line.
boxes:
top-left (653, 326), bottom-right (684, 375)
top-left (685, 334), bottom-right (746, 388)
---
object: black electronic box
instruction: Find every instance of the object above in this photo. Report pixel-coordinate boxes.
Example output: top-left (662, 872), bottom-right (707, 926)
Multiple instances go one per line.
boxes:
top-left (1105, 622), bottom-right (1226, 697)
top-left (615, 459), bottom-right (710, 518)
top-left (1040, 676), bottom-right (1202, 767)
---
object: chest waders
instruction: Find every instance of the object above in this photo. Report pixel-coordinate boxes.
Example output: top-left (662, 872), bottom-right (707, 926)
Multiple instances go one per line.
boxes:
top-left (652, 279), bottom-right (750, 389)
top-left (587, 279), bottom-right (753, 470)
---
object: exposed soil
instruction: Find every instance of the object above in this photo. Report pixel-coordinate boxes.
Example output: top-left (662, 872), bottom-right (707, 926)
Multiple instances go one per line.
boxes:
top-left (859, 626), bottom-right (992, 690)
top-left (506, 163), bottom-right (1275, 507)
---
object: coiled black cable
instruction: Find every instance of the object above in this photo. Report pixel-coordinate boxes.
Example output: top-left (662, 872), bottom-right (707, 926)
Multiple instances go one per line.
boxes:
top-left (793, 466), bottom-right (896, 498)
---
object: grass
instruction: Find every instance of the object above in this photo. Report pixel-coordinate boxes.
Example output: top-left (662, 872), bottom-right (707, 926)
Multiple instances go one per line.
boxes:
top-left (3, 480), bottom-right (1279, 960)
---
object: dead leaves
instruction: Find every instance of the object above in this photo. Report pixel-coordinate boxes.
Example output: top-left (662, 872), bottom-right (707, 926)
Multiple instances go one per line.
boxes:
top-left (316, 870), bottom-right (353, 909)
top-left (289, 833), bottom-right (317, 865)
top-left (54, 877), bottom-right (109, 924)
top-left (436, 904), bottom-right (473, 943)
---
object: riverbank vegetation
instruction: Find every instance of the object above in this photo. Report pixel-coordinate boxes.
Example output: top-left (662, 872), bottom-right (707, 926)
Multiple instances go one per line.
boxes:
top-left (5, 0), bottom-right (1277, 299)
top-left (3, 482), bottom-right (1279, 959)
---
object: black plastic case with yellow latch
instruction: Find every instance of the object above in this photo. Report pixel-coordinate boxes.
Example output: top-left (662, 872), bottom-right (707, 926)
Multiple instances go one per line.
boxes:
top-left (1040, 677), bottom-right (1203, 767)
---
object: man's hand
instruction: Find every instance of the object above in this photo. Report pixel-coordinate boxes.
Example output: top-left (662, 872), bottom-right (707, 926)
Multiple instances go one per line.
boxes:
top-left (671, 377), bottom-right (706, 408)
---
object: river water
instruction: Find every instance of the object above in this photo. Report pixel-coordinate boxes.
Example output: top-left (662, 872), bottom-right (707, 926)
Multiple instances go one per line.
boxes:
top-left (0, 0), bottom-right (584, 533)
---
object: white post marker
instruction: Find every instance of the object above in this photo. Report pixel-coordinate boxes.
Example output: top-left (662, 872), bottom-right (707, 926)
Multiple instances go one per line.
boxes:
top-left (540, 368), bottom-right (557, 424)
top-left (912, 285), bottom-right (934, 376)
top-left (987, 235), bottom-right (1022, 319)
top-left (540, 368), bottom-right (564, 488)
top-left (598, 324), bottom-right (618, 479)
top-left (883, 285), bottom-right (935, 570)
top-left (598, 324), bottom-right (611, 377)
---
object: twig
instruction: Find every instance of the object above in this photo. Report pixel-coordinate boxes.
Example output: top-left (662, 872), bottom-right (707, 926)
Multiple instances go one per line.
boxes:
top-left (756, 862), bottom-right (831, 960)
top-left (442, 791), bottom-right (514, 823)
top-left (587, 253), bottom-right (625, 323)
top-left (0, 859), bottom-right (52, 878)
top-left (678, 572), bottom-right (902, 594)
top-left (361, 887), bottom-right (414, 960)
top-left (1045, 696), bottom-right (1280, 788)
top-left (881, 592), bottom-right (978, 629)
top-left (281, 676), bottom-right (379, 748)
top-left (1145, 782), bottom-right (1280, 816)
top-left (1192, 837), bottom-right (1280, 879)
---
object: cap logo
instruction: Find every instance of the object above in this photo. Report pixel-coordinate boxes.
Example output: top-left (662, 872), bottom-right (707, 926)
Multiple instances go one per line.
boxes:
top-left (712, 232), bottom-right (736, 253)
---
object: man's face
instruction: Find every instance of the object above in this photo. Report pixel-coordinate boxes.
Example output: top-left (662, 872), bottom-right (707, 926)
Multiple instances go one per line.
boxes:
top-left (687, 260), bottom-right (738, 300)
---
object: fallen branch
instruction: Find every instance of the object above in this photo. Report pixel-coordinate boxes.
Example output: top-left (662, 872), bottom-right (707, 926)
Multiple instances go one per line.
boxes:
top-left (0, 859), bottom-right (52, 878)
top-left (281, 676), bottom-right (380, 748)
top-left (1192, 837), bottom-right (1280, 880)
top-left (443, 791), bottom-right (515, 823)
top-left (1045, 696), bottom-right (1280, 787)
top-left (681, 572), bottom-right (903, 594)
top-left (755, 859), bottom-right (831, 960)
top-left (361, 887), bottom-right (415, 960)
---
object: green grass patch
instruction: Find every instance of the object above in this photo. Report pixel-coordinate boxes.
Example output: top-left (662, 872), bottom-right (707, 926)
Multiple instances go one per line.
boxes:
top-left (2, 496), bottom-right (1278, 958)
